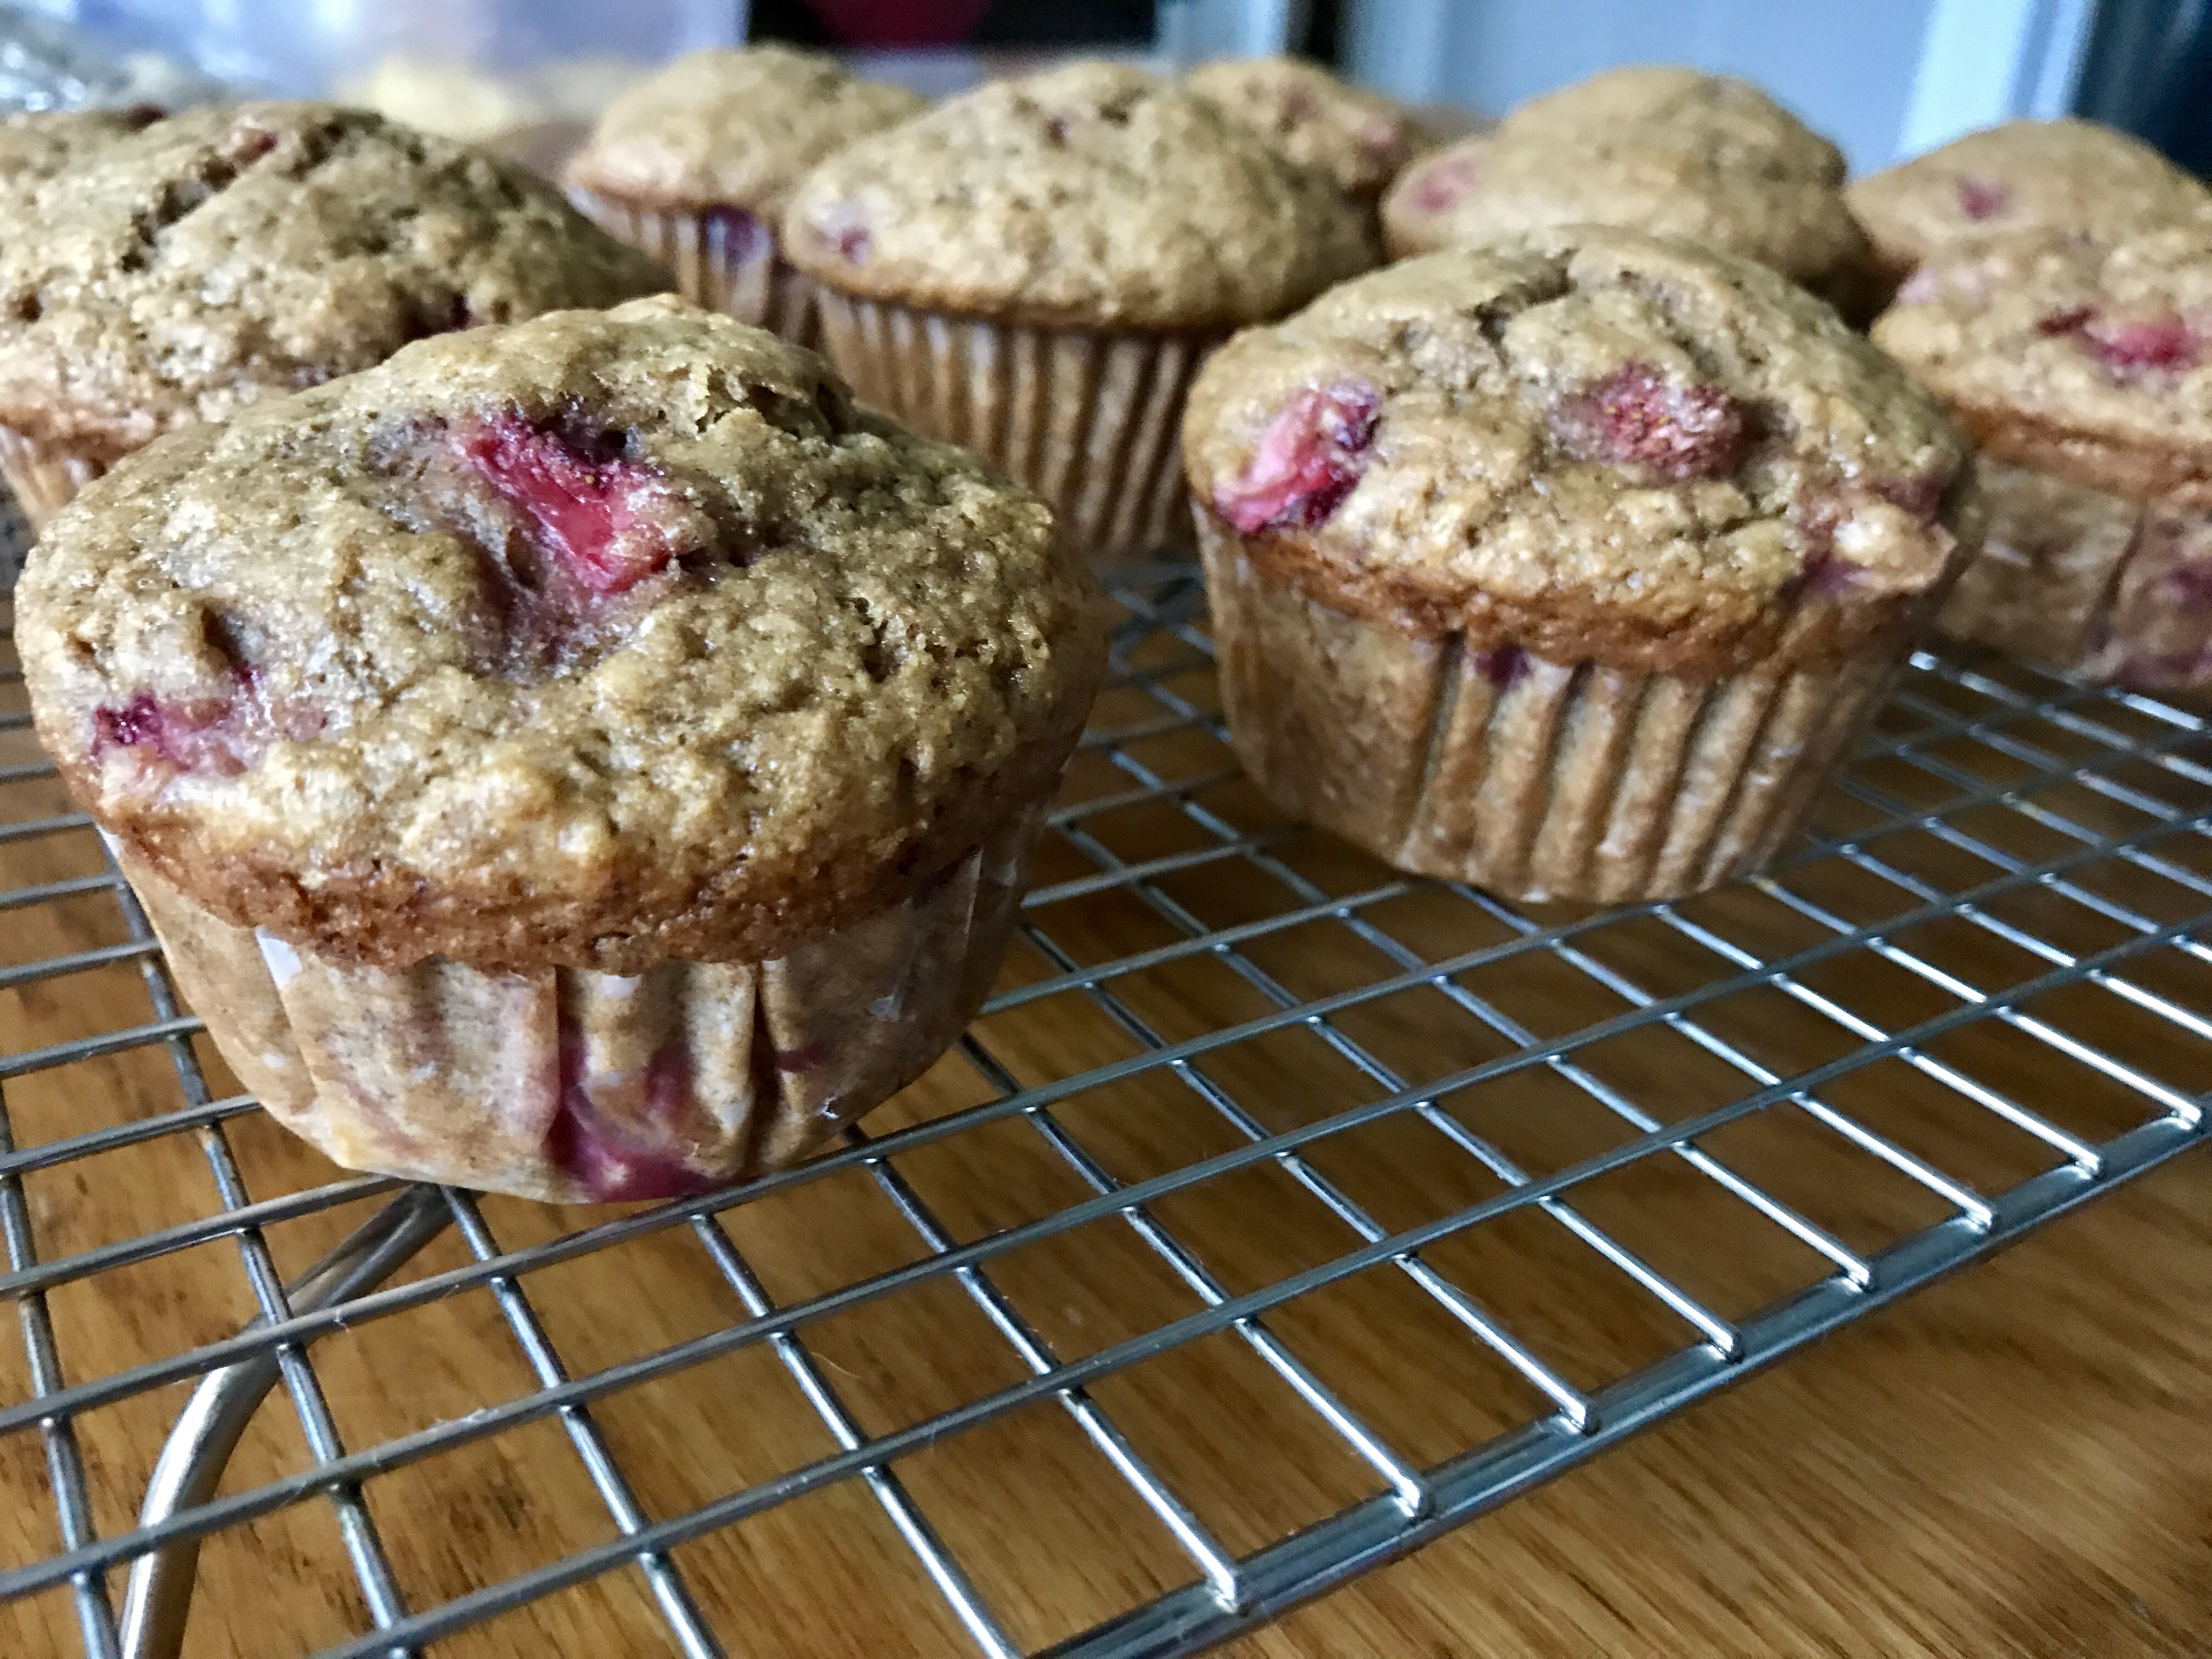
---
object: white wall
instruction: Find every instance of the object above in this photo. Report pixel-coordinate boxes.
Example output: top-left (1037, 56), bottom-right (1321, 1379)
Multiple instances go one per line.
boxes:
top-left (1344, 0), bottom-right (2097, 173)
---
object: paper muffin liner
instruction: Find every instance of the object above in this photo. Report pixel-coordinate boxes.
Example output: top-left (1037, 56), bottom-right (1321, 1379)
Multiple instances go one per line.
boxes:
top-left (0, 425), bottom-right (105, 534)
top-left (814, 289), bottom-right (1217, 565)
top-left (568, 187), bottom-right (820, 347)
top-left (112, 800), bottom-right (1043, 1203)
top-left (1198, 515), bottom-right (1912, 905)
top-left (1938, 458), bottom-right (2212, 692)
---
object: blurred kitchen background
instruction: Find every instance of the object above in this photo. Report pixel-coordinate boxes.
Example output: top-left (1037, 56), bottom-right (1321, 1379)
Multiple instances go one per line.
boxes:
top-left (4, 0), bottom-right (2208, 172)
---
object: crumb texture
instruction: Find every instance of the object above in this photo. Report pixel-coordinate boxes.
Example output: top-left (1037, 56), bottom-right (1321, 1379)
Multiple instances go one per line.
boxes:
top-left (0, 101), bottom-right (672, 461)
top-left (1184, 230), bottom-right (1967, 673)
top-left (782, 61), bottom-right (1374, 330)
top-left (21, 298), bottom-right (1105, 972)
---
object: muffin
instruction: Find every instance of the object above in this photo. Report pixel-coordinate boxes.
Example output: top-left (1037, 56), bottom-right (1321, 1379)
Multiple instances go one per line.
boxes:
top-left (1184, 229), bottom-right (1971, 904)
top-left (0, 104), bottom-right (160, 188)
top-left (0, 101), bottom-right (670, 531)
top-left (1382, 66), bottom-right (1875, 317)
top-left (1182, 56), bottom-right (1428, 215)
top-left (19, 297), bottom-right (1105, 1201)
top-left (1873, 222), bottom-right (2212, 690)
top-left (783, 60), bottom-right (1374, 564)
top-left (565, 46), bottom-right (926, 347)
top-left (1848, 119), bottom-right (2211, 298)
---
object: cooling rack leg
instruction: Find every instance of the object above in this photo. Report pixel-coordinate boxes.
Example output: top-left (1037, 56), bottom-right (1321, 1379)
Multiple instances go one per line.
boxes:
top-left (118, 1187), bottom-right (451, 1659)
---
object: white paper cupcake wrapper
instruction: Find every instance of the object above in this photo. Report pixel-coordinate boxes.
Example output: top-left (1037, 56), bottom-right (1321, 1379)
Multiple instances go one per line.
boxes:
top-left (0, 425), bottom-right (105, 533)
top-left (568, 187), bottom-right (820, 348)
top-left (1939, 458), bottom-right (2212, 691)
top-left (114, 802), bottom-right (1043, 1203)
top-left (813, 289), bottom-right (1215, 565)
top-left (1199, 515), bottom-right (1909, 904)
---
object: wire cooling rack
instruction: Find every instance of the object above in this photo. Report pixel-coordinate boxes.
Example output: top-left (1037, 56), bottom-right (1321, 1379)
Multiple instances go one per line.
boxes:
top-left (0, 555), bottom-right (2205, 1658)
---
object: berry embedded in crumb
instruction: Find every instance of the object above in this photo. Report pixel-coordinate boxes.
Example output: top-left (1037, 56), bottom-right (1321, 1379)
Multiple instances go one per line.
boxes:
top-left (2038, 306), bottom-right (2202, 375)
top-left (1410, 149), bottom-right (1480, 213)
top-left (809, 202), bottom-right (872, 264)
top-left (1216, 380), bottom-right (1382, 534)
top-left (1955, 176), bottom-right (2010, 220)
top-left (455, 413), bottom-right (702, 595)
top-left (1551, 363), bottom-right (1748, 482)
top-left (1872, 476), bottom-right (1945, 524)
top-left (92, 669), bottom-right (269, 778)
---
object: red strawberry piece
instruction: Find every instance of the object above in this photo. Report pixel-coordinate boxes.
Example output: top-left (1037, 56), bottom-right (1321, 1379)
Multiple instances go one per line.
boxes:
top-left (2039, 306), bottom-right (2201, 374)
top-left (455, 413), bottom-right (693, 596)
top-left (92, 667), bottom-right (272, 777)
top-left (810, 202), bottom-right (872, 264)
top-left (1552, 363), bottom-right (1747, 482)
top-left (1215, 380), bottom-right (1382, 534)
top-left (1410, 150), bottom-right (1480, 213)
top-left (2083, 313), bottom-right (2200, 372)
top-left (1955, 176), bottom-right (2010, 219)
top-left (545, 1035), bottom-right (721, 1203)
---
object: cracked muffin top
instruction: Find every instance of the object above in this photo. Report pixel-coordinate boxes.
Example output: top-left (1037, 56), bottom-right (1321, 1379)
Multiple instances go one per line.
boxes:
top-left (1381, 70), bottom-right (1865, 290)
top-left (1848, 120), bottom-right (2211, 284)
top-left (0, 101), bottom-right (672, 465)
top-left (1870, 220), bottom-right (2212, 507)
top-left (1182, 55), bottom-right (1426, 200)
top-left (564, 45), bottom-right (927, 218)
top-left (780, 60), bottom-right (1374, 330)
top-left (1184, 229), bottom-right (1968, 675)
top-left (20, 298), bottom-right (1105, 974)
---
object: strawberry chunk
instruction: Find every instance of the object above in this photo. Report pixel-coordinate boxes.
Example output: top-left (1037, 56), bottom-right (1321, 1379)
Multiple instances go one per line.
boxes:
top-left (1552, 363), bottom-right (1747, 482)
top-left (1955, 176), bottom-right (2010, 220)
top-left (2038, 307), bottom-right (2200, 374)
top-left (1409, 149), bottom-right (1481, 213)
top-left (455, 413), bottom-right (693, 595)
top-left (92, 668), bottom-right (272, 777)
top-left (1216, 381), bottom-right (1381, 534)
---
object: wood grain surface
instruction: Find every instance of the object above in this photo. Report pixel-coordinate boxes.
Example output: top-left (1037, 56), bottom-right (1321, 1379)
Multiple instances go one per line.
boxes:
top-left (0, 592), bottom-right (2205, 1659)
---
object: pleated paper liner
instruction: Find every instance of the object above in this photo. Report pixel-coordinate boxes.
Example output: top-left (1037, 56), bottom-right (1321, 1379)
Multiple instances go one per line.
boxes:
top-left (1199, 515), bottom-right (1916, 905)
top-left (1940, 457), bottom-right (2212, 692)
top-left (112, 800), bottom-right (1041, 1204)
top-left (815, 288), bottom-right (1216, 565)
top-left (568, 187), bottom-right (820, 347)
top-left (0, 426), bottom-right (104, 533)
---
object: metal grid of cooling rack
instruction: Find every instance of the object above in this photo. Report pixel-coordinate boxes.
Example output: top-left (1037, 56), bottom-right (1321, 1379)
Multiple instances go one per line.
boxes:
top-left (0, 556), bottom-right (2205, 1659)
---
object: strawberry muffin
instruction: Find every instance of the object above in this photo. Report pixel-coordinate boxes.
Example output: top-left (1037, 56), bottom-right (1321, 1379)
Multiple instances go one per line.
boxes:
top-left (1874, 221), bottom-right (2212, 690)
top-left (1183, 56), bottom-right (1428, 216)
top-left (1848, 119), bottom-right (2210, 298)
top-left (1383, 67), bottom-right (1874, 317)
top-left (0, 101), bottom-right (669, 530)
top-left (565, 46), bottom-right (925, 346)
top-left (19, 297), bottom-right (1105, 1200)
top-left (784, 60), bottom-right (1372, 563)
top-left (1185, 229), bottom-right (1971, 903)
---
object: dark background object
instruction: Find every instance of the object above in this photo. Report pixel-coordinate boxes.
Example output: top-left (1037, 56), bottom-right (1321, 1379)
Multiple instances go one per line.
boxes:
top-left (751, 0), bottom-right (1156, 46)
top-left (2074, 0), bottom-right (2212, 172)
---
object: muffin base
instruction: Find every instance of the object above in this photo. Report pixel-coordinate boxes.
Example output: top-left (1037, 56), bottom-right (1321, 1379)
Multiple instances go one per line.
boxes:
top-left (1939, 459), bottom-right (2212, 692)
top-left (814, 289), bottom-right (1216, 565)
top-left (116, 803), bottom-right (1042, 1203)
top-left (1200, 517), bottom-right (1906, 904)
top-left (0, 426), bottom-right (104, 533)
top-left (569, 187), bottom-right (820, 347)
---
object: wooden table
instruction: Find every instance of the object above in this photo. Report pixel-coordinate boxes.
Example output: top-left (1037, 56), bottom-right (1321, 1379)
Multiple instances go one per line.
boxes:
top-left (0, 586), bottom-right (2205, 1658)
